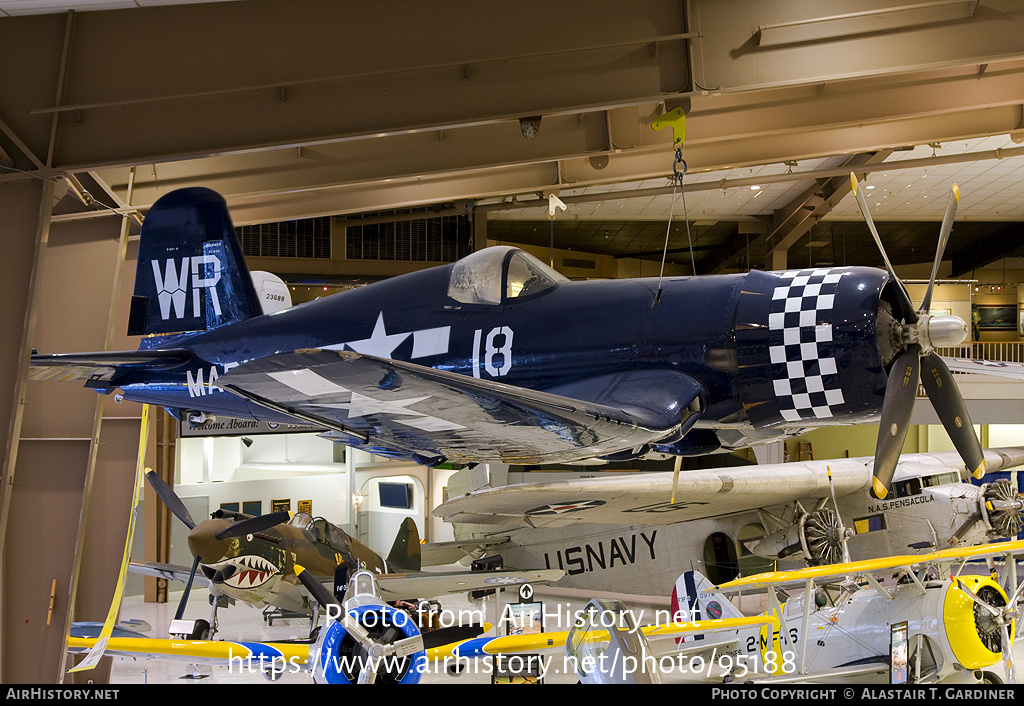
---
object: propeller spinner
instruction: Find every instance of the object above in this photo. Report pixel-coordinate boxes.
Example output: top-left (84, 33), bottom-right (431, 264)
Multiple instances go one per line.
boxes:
top-left (850, 173), bottom-right (985, 498)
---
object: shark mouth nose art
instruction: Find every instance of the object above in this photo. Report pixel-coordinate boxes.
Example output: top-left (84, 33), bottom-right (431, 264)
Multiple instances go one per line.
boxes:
top-left (203, 555), bottom-right (279, 589)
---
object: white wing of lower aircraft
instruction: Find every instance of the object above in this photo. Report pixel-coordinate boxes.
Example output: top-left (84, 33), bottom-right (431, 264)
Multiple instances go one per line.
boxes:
top-left (942, 357), bottom-right (1024, 380)
top-left (433, 447), bottom-right (1024, 529)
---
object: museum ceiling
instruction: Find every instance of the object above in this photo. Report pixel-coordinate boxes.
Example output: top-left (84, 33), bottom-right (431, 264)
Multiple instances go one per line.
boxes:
top-left (2, 0), bottom-right (1024, 279)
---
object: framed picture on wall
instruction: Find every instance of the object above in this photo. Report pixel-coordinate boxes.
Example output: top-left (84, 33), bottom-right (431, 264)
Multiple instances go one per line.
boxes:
top-left (243, 500), bottom-right (262, 517)
top-left (977, 305), bottom-right (1017, 330)
top-left (298, 499), bottom-right (312, 514)
top-left (271, 498), bottom-right (290, 513)
top-left (890, 621), bottom-right (909, 685)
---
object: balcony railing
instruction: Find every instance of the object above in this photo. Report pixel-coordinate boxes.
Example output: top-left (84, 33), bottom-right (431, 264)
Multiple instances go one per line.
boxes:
top-left (937, 343), bottom-right (1024, 365)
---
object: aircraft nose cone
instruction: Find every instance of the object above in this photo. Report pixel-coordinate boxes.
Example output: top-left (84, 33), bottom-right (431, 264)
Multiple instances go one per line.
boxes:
top-left (187, 522), bottom-right (231, 565)
top-left (926, 314), bottom-right (968, 348)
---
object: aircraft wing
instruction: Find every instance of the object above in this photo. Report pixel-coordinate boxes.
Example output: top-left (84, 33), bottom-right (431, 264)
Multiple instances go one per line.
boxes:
top-left (220, 349), bottom-right (701, 465)
top-left (434, 447), bottom-right (1024, 528)
top-left (374, 568), bottom-right (564, 600)
top-left (427, 615), bottom-right (775, 660)
top-left (67, 635), bottom-right (311, 667)
top-left (943, 356), bottom-right (1024, 380)
top-left (434, 456), bottom-right (873, 528)
top-left (29, 349), bottom-right (195, 383)
top-left (717, 537), bottom-right (1024, 591)
top-left (128, 561), bottom-right (211, 587)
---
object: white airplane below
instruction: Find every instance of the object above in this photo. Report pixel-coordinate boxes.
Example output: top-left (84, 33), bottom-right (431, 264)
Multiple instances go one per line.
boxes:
top-left (430, 447), bottom-right (1024, 598)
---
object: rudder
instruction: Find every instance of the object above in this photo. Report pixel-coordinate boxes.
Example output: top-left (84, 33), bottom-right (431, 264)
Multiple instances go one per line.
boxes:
top-left (671, 570), bottom-right (744, 624)
top-left (128, 187), bottom-right (262, 336)
top-left (387, 517), bottom-right (422, 573)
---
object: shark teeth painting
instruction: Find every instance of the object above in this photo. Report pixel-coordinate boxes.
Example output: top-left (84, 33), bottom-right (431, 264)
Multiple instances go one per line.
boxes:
top-left (207, 555), bottom-right (280, 589)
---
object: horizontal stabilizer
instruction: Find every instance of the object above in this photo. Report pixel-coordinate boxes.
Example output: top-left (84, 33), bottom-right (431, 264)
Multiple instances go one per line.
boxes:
top-left (29, 349), bottom-right (195, 385)
top-left (419, 537), bottom-right (512, 567)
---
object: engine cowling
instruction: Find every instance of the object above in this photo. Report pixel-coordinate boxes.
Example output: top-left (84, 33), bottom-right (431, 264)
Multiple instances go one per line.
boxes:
top-left (732, 266), bottom-right (892, 429)
top-left (944, 575), bottom-right (1012, 670)
top-left (312, 603), bottom-right (426, 685)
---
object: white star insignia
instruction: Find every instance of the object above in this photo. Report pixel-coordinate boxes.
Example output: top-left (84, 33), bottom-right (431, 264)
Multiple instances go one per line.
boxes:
top-left (344, 312), bottom-right (410, 358)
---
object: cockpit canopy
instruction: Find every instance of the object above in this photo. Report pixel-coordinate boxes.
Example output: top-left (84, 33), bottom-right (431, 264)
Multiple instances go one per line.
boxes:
top-left (447, 246), bottom-right (568, 305)
top-left (288, 511), bottom-right (314, 531)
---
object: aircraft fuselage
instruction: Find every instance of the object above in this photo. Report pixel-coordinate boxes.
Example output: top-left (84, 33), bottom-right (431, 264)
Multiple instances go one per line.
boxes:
top-left (117, 254), bottom-right (893, 459)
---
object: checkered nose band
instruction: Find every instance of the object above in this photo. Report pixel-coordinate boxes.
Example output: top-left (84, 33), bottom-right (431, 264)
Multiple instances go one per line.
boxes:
top-left (768, 268), bottom-right (847, 422)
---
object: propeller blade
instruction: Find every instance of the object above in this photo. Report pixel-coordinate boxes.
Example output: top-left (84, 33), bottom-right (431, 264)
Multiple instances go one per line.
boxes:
top-left (145, 470), bottom-right (196, 530)
top-left (919, 352), bottom-right (986, 479)
top-left (420, 624), bottom-right (486, 650)
top-left (850, 172), bottom-right (918, 323)
top-left (1010, 581), bottom-right (1024, 621)
top-left (1003, 623), bottom-right (1017, 683)
top-left (872, 344), bottom-right (921, 499)
top-left (919, 184), bottom-right (960, 313)
top-left (215, 510), bottom-right (292, 540)
top-left (294, 563), bottom-right (345, 615)
top-left (295, 564), bottom-right (403, 670)
top-left (954, 577), bottom-right (1002, 619)
top-left (174, 554), bottom-right (202, 621)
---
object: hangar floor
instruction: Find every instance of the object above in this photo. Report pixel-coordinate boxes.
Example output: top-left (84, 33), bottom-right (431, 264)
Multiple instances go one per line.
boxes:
top-left (100, 580), bottom-right (1019, 686)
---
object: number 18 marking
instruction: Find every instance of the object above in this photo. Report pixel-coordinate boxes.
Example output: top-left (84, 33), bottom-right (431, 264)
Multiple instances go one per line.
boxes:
top-left (472, 326), bottom-right (514, 378)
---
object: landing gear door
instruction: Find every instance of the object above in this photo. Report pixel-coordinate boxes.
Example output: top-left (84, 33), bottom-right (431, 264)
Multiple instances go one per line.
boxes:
top-left (564, 599), bottom-right (661, 684)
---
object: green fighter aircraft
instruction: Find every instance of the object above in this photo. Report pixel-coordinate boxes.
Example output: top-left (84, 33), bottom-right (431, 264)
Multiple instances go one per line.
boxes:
top-left (136, 471), bottom-right (562, 640)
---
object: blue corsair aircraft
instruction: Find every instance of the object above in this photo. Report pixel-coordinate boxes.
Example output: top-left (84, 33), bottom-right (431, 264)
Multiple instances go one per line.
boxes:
top-left (29, 176), bottom-right (982, 498)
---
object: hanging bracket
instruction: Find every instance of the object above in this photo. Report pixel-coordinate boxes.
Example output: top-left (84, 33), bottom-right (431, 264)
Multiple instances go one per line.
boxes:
top-left (548, 193), bottom-right (566, 219)
top-left (652, 107), bottom-right (686, 147)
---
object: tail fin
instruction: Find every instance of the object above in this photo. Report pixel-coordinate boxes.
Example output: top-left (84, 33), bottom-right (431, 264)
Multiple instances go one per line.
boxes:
top-left (671, 570), bottom-right (744, 624)
top-left (387, 517), bottom-right (422, 573)
top-left (128, 187), bottom-right (262, 337)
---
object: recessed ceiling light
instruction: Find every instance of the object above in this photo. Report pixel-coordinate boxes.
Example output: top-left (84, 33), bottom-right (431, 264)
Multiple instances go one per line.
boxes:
top-left (750, 185), bottom-right (761, 191)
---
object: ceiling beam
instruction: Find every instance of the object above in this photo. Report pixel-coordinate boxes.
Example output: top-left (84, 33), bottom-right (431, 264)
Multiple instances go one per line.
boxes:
top-left (949, 223), bottom-right (1024, 277)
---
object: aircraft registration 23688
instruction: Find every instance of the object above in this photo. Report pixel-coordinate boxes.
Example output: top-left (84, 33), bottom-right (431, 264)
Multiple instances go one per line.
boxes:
top-left (29, 179), bottom-right (984, 497)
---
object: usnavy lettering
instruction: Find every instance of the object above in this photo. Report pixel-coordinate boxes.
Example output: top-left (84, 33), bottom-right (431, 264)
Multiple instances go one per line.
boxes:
top-left (544, 531), bottom-right (657, 576)
top-left (153, 255), bottom-right (223, 321)
top-left (187, 362), bottom-right (239, 397)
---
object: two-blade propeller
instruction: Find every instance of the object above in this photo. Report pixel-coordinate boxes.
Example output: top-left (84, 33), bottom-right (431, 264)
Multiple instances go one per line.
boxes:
top-left (144, 471), bottom-right (201, 621)
top-left (215, 510), bottom-right (292, 540)
top-left (144, 471), bottom-right (291, 622)
top-left (850, 173), bottom-right (985, 498)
